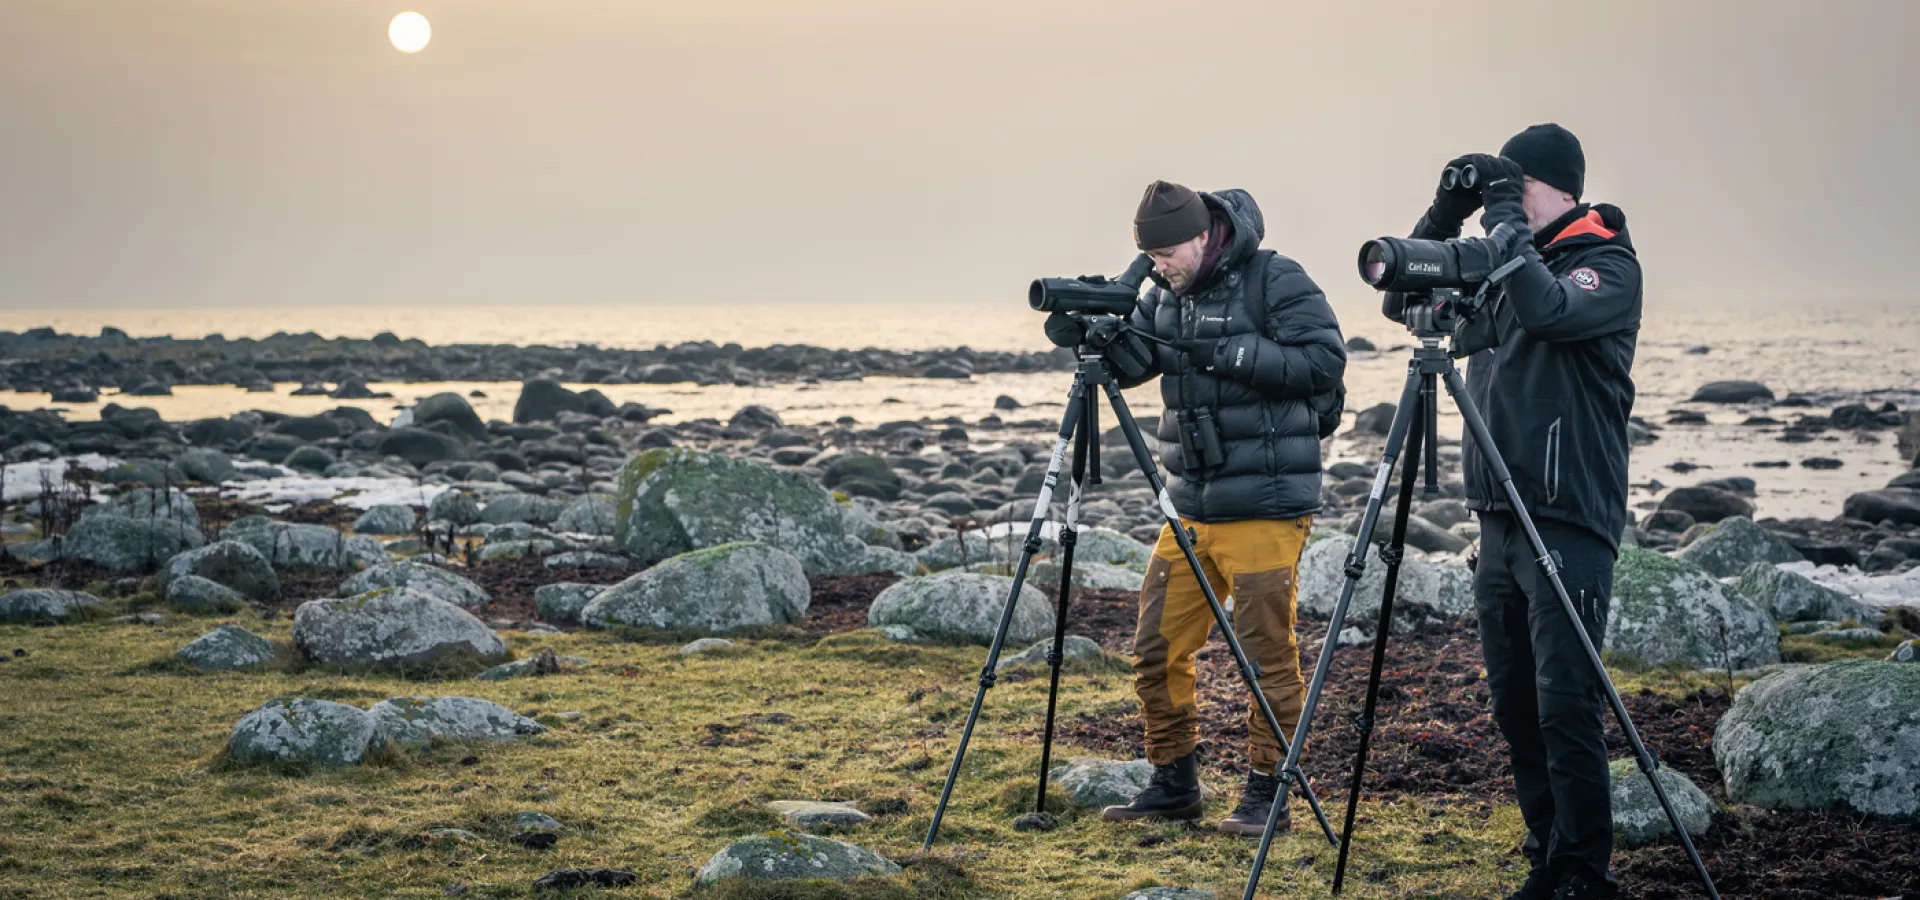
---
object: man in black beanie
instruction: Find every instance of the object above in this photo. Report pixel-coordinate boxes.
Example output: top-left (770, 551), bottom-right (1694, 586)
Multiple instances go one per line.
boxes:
top-left (1397, 125), bottom-right (1641, 900)
top-left (1045, 181), bottom-right (1347, 836)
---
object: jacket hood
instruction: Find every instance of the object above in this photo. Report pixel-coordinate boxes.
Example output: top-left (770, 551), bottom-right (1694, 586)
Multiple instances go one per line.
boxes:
top-left (1539, 203), bottom-right (1634, 257)
top-left (1163, 189), bottom-right (1265, 294)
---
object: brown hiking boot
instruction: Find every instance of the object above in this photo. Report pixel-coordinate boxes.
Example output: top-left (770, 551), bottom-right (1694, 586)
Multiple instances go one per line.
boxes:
top-left (1217, 770), bottom-right (1288, 836)
top-left (1101, 751), bottom-right (1204, 822)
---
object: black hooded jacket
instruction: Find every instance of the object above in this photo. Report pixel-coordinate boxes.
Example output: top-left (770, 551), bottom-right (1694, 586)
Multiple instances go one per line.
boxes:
top-left (1417, 203), bottom-right (1642, 551)
top-left (1117, 189), bottom-right (1348, 523)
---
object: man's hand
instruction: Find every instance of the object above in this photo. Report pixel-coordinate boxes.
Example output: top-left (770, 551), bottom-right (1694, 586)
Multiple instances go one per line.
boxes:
top-left (1173, 335), bottom-right (1258, 382)
top-left (1427, 153), bottom-right (1485, 228)
top-left (1479, 155), bottom-right (1528, 231)
top-left (1044, 311), bottom-right (1086, 348)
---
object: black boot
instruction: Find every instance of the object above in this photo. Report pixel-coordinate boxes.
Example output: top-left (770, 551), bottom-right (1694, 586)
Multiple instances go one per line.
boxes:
top-left (1101, 751), bottom-right (1203, 822)
top-left (1216, 769), bottom-right (1286, 836)
top-left (1504, 867), bottom-right (1554, 900)
top-left (1551, 874), bottom-right (1618, 900)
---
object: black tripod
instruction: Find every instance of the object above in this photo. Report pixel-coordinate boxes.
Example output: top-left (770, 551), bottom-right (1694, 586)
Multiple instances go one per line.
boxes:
top-left (1239, 323), bottom-right (1722, 899)
top-left (923, 335), bottom-right (1340, 851)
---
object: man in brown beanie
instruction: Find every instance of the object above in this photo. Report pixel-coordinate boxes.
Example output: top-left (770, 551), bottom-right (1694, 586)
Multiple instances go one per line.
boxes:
top-left (1394, 124), bottom-right (1641, 900)
top-left (1045, 181), bottom-right (1347, 836)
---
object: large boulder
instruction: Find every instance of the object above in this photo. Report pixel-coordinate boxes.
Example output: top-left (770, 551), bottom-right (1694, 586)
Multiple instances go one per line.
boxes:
top-left (1688, 381), bottom-right (1774, 404)
top-left (222, 518), bottom-right (385, 570)
top-left (0, 588), bottom-right (104, 624)
top-left (428, 490), bottom-right (481, 526)
top-left (1713, 659), bottom-right (1920, 820)
top-left (339, 561), bottom-right (489, 609)
top-left (176, 625), bottom-right (276, 671)
top-left (513, 378), bottom-right (587, 424)
top-left (413, 392), bottom-right (488, 441)
top-left (694, 832), bottom-right (900, 887)
top-left (226, 698), bottom-right (376, 768)
top-left (352, 504), bottom-right (416, 536)
top-left (867, 572), bottom-right (1052, 645)
top-left (292, 588), bottom-right (508, 670)
top-left (367, 696), bottom-right (546, 747)
top-left (613, 449), bottom-right (875, 575)
top-left (1841, 490), bottom-right (1920, 526)
top-left (376, 428), bottom-right (468, 467)
top-left (581, 542), bottom-right (809, 632)
top-left (61, 513), bottom-right (205, 571)
top-left (165, 574), bottom-right (248, 613)
top-left (94, 486), bottom-right (200, 529)
top-left (1298, 533), bottom-right (1475, 628)
top-left (1609, 759), bottom-right (1714, 847)
top-left (165, 540), bottom-right (281, 602)
top-left (177, 448), bottom-right (237, 483)
top-left (1734, 563), bottom-right (1874, 624)
top-left (1675, 517), bottom-right (1805, 578)
top-left (1609, 547), bottom-right (1778, 669)
top-left (1658, 486), bottom-right (1754, 524)
top-left (821, 453), bottom-right (903, 502)
top-left (479, 493), bottom-right (566, 526)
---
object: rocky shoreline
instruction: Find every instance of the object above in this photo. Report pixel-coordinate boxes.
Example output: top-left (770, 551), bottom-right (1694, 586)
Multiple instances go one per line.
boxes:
top-left (0, 326), bottom-right (1072, 399)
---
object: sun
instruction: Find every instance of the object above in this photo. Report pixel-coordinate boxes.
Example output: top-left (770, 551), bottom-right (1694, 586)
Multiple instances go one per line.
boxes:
top-left (389, 11), bottom-right (431, 53)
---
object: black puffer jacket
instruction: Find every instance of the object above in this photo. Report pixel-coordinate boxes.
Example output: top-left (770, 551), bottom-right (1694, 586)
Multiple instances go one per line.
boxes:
top-left (1423, 203), bottom-right (1641, 551)
top-left (1117, 189), bottom-right (1347, 523)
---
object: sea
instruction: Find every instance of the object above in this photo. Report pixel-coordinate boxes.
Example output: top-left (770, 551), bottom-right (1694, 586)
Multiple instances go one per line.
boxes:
top-left (2, 300), bottom-right (1915, 522)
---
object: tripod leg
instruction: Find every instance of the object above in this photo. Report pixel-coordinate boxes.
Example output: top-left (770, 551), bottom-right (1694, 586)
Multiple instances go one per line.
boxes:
top-left (923, 374), bottom-right (1089, 850)
top-left (1442, 367), bottom-right (1722, 900)
top-left (1033, 396), bottom-right (1095, 822)
top-left (1094, 380), bottom-right (1337, 848)
top-left (1332, 388), bottom-right (1427, 895)
top-left (1242, 366), bottom-right (1430, 898)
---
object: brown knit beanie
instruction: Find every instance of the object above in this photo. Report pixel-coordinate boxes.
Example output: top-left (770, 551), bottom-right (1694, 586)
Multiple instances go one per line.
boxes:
top-left (1133, 180), bottom-right (1209, 250)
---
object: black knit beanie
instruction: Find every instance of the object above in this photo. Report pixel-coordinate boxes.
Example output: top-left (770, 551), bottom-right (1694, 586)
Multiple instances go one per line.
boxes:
top-left (1499, 123), bottom-right (1585, 200)
top-left (1133, 181), bottom-right (1210, 250)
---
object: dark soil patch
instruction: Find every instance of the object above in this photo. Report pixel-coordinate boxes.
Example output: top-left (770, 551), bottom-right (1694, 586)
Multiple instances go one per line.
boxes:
top-left (800, 573), bottom-right (904, 639)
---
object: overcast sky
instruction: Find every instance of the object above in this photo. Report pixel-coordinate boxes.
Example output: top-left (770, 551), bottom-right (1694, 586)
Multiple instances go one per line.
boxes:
top-left (3, 0), bottom-right (1916, 313)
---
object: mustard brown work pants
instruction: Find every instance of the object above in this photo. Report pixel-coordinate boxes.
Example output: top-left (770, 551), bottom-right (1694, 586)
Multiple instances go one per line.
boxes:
top-left (1131, 515), bottom-right (1311, 772)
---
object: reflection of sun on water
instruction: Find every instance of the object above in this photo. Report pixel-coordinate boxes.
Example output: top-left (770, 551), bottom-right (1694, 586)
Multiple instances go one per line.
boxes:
top-left (389, 11), bottom-right (431, 53)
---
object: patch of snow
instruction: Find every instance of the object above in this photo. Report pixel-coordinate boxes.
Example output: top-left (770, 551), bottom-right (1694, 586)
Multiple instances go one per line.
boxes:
top-left (1776, 561), bottom-right (1920, 610)
top-left (221, 475), bottom-right (449, 510)
top-left (0, 454), bottom-right (121, 503)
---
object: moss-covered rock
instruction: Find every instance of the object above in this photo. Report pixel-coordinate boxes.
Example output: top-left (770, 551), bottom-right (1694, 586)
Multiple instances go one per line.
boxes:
top-left (176, 624), bottom-right (276, 671)
top-left (1608, 546), bottom-right (1778, 669)
top-left (0, 588), bottom-right (105, 624)
top-left (1733, 563), bottom-right (1873, 624)
top-left (580, 542), bottom-right (809, 632)
top-left (367, 696), bottom-right (546, 747)
top-left (226, 698), bottom-right (376, 768)
top-left (339, 561), bottom-right (489, 609)
top-left (292, 588), bottom-right (507, 671)
top-left (1676, 517), bottom-right (1804, 578)
top-left (165, 540), bottom-right (281, 602)
top-left (613, 450), bottom-right (874, 575)
top-left (61, 513), bottom-right (204, 571)
top-left (867, 572), bottom-right (1052, 645)
top-left (222, 519), bottom-right (383, 571)
top-left (165, 574), bottom-right (248, 613)
top-left (1608, 758), bottom-right (1714, 847)
top-left (1712, 659), bottom-right (1920, 820)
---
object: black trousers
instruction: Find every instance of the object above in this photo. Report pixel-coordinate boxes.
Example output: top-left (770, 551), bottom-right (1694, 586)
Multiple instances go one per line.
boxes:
top-left (1475, 511), bottom-right (1616, 886)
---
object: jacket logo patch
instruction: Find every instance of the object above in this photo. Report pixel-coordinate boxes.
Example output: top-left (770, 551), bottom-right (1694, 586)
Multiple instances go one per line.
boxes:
top-left (1570, 268), bottom-right (1601, 292)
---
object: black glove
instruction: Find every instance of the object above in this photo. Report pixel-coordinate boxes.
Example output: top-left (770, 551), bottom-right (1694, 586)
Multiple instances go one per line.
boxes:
top-left (1043, 311), bottom-right (1085, 348)
top-left (1172, 335), bottom-right (1258, 383)
top-left (1425, 153), bottom-right (1484, 230)
top-left (1478, 155), bottom-right (1528, 232)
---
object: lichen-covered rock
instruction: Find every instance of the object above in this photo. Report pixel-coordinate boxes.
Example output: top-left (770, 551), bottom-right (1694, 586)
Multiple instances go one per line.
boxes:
top-left (480, 493), bottom-right (566, 526)
top-left (226, 698), bottom-right (376, 768)
top-left (1609, 546), bottom-right (1779, 669)
top-left (1713, 659), bottom-right (1920, 820)
top-left (995, 635), bottom-right (1106, 673)
top-left (679, 638), bottom-right (737, 655)
top-left (1123, 890), bottom-right (1217, 900)
top-left (176, 624), bottom-right (276, 671)
top-left (474, 649), bottom-right (585, 681)
top-left (1298, 532), bottom-right (1474, 628)
top-left (1045, 757), bottom-right (1215, 811)
top-left (367, 696), bottom-right (546, 747)
top-left (428, 490), bottom-right (481, 526)
top-left (694, 831), bottom-right (899, 886)
top-left (93, 486), bottom-right (201, 529)
top-left (613, 449), bottom-right (877, 575)
top-left (868, 572), bottom-right (1052, 646)
top-left (915, 526), bottom-right (1152, 573)
top-left (553, 495), bottom-right (615, 535)
top-left (292, 588), bottom-right (507, 670)
top-left (222, 518), bottom-right (384, 570)
top-left (61, 513), bottom-right (205, 571)
top-left (535, 583), bottom-right (605, 624)
top-left (765, 800), bottom-right (871, 830)
top-left (165, 540), bottom-right (281, 602)
top-left (544, 550), bottom-right (628, 570)
top-left (352, 504), bottom-right (417, 536)
top-left (581, 542), bottom-right (809, 632)
top-left (165, 574), bottom-right (248, 613)
top-left (1027, 560), bottom-right (1145, 592)
top-left (1675, 517), bottom-right (1804, 578)
top-left (1609, 758), bottom-right (1714, 847)
top-left (177, 448), bottom-right (237, 483)
top-left (0, 588), bottom-right (104, 624)
top-left (339, 561), bottom-right (489, 609)
top-left (1733, 563), bottom-right (1874, 625)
